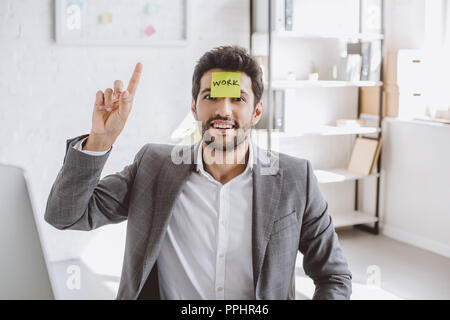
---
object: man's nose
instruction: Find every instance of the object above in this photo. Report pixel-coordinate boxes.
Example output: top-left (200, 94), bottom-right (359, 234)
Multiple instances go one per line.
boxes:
top-left (215, 98), bottom-right (233, 117)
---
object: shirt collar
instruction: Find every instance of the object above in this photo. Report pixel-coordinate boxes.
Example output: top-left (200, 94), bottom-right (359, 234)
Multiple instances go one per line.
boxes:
top-left (195, 138), bottom-right (255, 175)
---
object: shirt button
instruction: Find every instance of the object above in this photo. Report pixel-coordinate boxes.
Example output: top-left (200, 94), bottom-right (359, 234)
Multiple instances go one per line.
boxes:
top-left (219, 253), bottom-right (224, 258)
top-left (217, 287), bottom-right (223, 292)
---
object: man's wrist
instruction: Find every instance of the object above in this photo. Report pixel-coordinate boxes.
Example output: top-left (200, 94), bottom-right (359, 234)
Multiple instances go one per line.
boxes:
top-left (83, 133), bottom-right (113, 152)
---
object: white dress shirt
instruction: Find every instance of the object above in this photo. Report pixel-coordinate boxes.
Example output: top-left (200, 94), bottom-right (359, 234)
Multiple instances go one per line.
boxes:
top-left (73, 137), bottom-right (111, 155)
top-left (74, 137), bottom-right (255, 299)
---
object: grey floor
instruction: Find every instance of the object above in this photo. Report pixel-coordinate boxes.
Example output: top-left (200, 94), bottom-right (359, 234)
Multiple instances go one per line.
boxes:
top-left (337, 228), bottom-right (450, 300)
top-left (49, 228), bottom-right (450, 300)
top-left (294, 228), bottom-right (450, 300)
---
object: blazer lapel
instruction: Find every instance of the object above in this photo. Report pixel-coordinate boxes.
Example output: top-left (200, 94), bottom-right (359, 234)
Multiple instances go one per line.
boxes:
top-left (138, 144), bottom-right (196, 295)
top-left (251, 146), bottom-right (283, 294)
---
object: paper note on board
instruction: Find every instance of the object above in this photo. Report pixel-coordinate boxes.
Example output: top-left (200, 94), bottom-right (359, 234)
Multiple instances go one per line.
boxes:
top-left (99, 13), bottom-right (113, 24)
top-left (210, 72), bottom-right (241, 98)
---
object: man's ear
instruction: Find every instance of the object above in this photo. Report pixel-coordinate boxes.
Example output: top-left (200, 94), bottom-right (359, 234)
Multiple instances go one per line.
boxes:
top-left (191, 98), bottom-right (198, 120)
top-left (251, 100), bottom-right (263, 126)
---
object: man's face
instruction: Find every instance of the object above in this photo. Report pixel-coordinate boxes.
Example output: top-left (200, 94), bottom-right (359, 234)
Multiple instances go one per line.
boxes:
top-left (191, 68), bottom-right (262, 152)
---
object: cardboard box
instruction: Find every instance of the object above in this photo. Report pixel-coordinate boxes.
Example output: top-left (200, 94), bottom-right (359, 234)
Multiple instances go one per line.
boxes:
top-left (383, 84), bottom-right (399, 117)
top-left (360, 86), bottom-right (382, 115)
top-left (383, 51), bottom-right (398, 85)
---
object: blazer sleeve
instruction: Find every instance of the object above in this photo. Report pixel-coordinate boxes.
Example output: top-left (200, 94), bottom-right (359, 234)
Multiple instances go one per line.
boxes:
top-left (44, 134), bottom-right (147, 231)
top-left (298, 160), bottom-right (353, 300)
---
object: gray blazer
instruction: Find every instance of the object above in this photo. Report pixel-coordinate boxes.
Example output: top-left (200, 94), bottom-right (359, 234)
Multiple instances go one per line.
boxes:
top-left (45, 134), bottom-right (352, 300)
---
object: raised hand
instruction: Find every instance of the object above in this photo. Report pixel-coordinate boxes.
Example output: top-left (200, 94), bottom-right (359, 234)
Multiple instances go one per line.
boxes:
top-left (84, 62), bottom-right (143, 151)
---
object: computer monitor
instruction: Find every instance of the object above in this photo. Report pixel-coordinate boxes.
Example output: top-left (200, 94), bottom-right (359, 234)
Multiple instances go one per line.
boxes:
top-left (0, 163), bottom-right (54, 299)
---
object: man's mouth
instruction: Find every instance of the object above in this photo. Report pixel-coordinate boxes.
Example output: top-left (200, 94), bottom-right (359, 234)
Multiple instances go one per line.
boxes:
top-left (210, 120), bottom-right (236, 134)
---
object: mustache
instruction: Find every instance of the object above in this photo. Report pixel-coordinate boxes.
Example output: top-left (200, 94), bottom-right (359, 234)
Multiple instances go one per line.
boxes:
top-left (205, 115), bottom-right (239, 129)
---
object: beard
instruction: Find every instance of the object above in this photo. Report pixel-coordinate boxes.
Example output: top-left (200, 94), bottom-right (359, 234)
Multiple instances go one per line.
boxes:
top-left (201, 115), bottom-right (251, 152)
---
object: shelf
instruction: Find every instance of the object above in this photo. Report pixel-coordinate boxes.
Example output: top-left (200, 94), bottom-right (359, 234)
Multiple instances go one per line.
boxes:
top-left (314, 168), bottom-right (379, 184)
top-left (272, 125), bottom-right (380, 138)
top-left (252, 31), bottom-right (384, 41)
top-left (267, 80), bottom-right (383, 89)
top-left (330, 211), bottom-right (378, 228)
top-left (385, 117), bottom-right (450, 128)
top-left (251, 2), bottom-right (383, 236)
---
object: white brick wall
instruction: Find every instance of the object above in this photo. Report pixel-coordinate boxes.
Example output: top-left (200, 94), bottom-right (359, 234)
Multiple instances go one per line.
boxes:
top-left (0, 0), bottom-right (250, 263)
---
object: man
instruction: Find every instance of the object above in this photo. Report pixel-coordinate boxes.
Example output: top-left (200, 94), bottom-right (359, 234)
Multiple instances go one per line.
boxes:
top-left (45, 46), bottom-right (352, 300)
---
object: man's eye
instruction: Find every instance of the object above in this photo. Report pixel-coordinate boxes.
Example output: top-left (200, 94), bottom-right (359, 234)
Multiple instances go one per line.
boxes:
top-left (233, 97), bottom-right (244, 102)
top-left (205, 95), bottom-right (216, 100)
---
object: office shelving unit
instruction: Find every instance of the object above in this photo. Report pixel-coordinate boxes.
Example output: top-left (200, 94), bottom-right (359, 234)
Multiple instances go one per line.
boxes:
top-left (252, 31), bottom-right (384, 41)
top-left (250, 0), bottom-right (384, 234)
top-left (267, 80), bottom-right (383, 88)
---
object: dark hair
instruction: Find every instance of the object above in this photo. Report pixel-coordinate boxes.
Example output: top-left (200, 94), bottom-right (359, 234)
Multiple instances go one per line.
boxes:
top-left (192, 45), bottom-right (264, 107)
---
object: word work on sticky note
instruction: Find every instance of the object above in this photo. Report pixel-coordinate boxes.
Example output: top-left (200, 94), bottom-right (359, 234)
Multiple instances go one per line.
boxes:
top-left (210, 72), bottom-right (241, 98)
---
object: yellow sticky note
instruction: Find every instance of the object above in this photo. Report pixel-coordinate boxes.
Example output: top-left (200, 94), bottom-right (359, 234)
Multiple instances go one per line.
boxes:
top-left (210, 72), bottom-right (241, 98)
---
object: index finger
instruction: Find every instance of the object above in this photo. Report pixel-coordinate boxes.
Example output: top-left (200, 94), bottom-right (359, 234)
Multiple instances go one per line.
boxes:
top-left (127, 62), bottom-right (143, 95)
